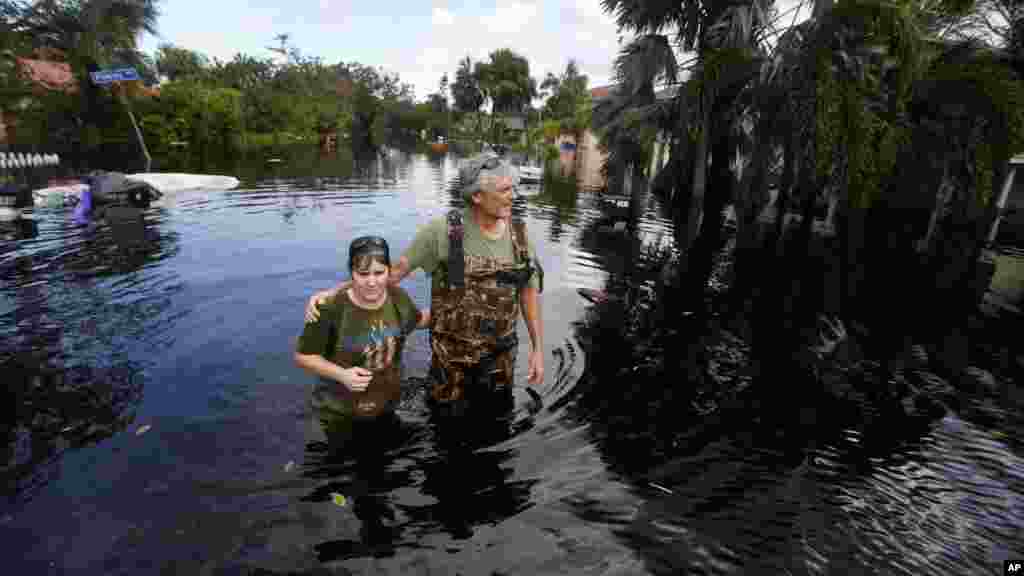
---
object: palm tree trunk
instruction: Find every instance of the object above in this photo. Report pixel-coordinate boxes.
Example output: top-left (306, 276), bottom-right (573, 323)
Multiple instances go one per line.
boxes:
top-left (688, 114), bottom-right (732, 307)
top-left (683, 85), bottom-right (711, 255)
top-left (729, 111), bottom-right (771, 320)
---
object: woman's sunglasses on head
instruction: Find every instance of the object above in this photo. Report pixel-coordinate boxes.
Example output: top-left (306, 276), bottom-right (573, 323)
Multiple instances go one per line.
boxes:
top-left (351, 236), bottom-right (388, 252)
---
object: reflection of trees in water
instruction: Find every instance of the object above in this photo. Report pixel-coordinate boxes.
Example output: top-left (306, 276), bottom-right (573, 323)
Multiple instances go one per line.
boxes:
top-left (562, 226), bottom-right (987, 574)
top-left (0, 206), bottom-right (184, 505)
top-left (526, 173), bottom-right (581, 243)
top-left (0, 218), bottom-right (39, 243)
top-left (1, 354), bottom-right (144, 505)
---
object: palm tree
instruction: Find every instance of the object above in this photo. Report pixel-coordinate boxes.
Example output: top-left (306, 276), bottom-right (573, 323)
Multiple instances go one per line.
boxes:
top-left (478, 48), bottom-right (536, 144)
top-left (451, 56), bottom-right (484, 136)
top-left (601, 0), bottom-right (775, 312)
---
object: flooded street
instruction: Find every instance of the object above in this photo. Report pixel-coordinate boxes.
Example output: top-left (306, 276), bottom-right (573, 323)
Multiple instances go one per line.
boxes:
top-left (1, 148), bottom-right (1021, 575)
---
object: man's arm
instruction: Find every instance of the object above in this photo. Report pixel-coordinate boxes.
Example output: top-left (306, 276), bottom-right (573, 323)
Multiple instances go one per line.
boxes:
top-left (388, 255), bottom-right (413, 286)
top-left (520, 286), bottom-right (542, 352)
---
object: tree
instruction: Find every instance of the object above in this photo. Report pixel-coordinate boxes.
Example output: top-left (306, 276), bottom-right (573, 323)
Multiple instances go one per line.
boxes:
top-left (542, 59), bottom-right (589, 121)
top-left (451, 56), bottom-right (483, 115)
top-left (482, 48), bottom-right (536, 114)
top-left (155, 44), bottom-right (207, 82)
top-left (21, 0), bottom-right (161, 66)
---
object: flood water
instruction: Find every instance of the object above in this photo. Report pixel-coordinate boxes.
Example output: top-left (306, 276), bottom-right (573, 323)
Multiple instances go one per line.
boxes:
top-left (2, 146), bottom-right (1022, 575)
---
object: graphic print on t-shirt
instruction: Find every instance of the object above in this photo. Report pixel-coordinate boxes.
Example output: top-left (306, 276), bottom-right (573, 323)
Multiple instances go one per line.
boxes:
top-left (339, 318), bottom-right (400, 370)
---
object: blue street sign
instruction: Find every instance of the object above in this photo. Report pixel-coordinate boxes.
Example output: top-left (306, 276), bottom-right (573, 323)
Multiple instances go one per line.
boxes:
top-left (90, 67), bottom-right (140, 85)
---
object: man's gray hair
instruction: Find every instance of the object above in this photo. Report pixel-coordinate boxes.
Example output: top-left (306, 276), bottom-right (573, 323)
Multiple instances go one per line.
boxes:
top-left (459, 152), bottom-right (519, 201)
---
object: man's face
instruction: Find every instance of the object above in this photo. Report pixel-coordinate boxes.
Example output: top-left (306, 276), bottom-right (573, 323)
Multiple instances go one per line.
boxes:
top-left (473, 175), bottom-right (514, 220)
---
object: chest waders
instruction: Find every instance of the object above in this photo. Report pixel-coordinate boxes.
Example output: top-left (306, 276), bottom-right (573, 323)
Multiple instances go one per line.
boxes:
top-left (429, 209), bottom-right (542, 407)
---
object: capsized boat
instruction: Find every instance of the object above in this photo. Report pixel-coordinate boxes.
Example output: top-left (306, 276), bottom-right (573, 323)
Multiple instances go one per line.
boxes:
top-left (125, 173), bottom-right (240, 194)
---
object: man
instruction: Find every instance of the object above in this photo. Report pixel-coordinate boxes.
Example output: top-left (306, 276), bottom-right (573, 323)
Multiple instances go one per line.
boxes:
top-left (305, 153), bottom-right (544, 416)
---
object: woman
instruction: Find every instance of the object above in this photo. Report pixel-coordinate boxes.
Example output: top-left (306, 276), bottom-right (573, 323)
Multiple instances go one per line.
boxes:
top-left (294, 235), bottom-right (430, 441)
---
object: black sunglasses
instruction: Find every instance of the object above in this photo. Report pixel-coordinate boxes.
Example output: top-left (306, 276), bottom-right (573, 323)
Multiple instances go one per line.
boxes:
top-left (350, 236), bottom-right (388, 252)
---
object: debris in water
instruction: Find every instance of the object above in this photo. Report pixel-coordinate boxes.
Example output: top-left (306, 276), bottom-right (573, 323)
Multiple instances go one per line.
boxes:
top-left (284, 461), bottom-right (295, 472)
top-left (135, 424), bottom-right (151, 436)
top-left (649, 482), bottom-right (673, 495)
top-left (330, 493), bottom-right (347, 507)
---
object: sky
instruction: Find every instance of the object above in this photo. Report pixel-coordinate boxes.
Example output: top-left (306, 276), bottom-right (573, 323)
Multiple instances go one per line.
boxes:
top-left (139, 0), bottom-right (811, 102)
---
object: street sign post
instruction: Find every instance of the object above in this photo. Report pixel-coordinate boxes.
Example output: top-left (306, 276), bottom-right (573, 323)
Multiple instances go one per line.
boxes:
top-left (90, 67), bottom-right (151, 171)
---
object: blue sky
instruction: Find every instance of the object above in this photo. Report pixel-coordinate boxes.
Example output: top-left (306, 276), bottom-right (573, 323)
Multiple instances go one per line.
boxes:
top-left (139, 0), bottom-right (811, 102)
top-left (139, 0), bottom-right (626, 101)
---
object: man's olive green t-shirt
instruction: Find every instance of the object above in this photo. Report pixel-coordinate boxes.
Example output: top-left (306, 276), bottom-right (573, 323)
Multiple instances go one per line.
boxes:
top-left (402, 208), bottom-right (540, 298)
top-left (296, 287), bottom-right (418, 419)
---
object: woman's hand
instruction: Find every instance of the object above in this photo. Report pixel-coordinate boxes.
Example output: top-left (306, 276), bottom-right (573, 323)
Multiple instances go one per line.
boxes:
top-left (339, 366), bottom-right (373, 392)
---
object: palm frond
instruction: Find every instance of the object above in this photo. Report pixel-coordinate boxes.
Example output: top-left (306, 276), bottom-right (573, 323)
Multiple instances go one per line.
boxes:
top-left (613, 34), bottom-right (679, 96)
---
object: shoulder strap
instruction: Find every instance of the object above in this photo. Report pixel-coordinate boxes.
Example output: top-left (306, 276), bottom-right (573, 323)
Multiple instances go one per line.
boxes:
top-left (510, 218), bottom-right (543, 293)
top-left (510, 219), bottom-right (529, 266)
top-left (447, 209), bottom-right (464, 289)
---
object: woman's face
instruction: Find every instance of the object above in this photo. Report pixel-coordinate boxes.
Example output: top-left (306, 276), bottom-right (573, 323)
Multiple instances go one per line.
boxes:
top-left (352, 259), bottom-right (389, 303)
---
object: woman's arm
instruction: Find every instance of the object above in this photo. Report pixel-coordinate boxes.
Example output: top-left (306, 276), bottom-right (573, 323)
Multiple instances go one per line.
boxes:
top-left (294, 352), bottom-right (372, 392)
top-left (294, 352), bottom-right (346, 382)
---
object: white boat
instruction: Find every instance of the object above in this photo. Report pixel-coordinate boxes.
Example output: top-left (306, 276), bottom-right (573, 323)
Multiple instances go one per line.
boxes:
top-left (126, 173), bottom-right (240, 194)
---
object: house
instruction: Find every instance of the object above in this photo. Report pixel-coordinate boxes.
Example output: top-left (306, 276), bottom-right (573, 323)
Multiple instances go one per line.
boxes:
top-left (15, 58), bottom-right (79, 94)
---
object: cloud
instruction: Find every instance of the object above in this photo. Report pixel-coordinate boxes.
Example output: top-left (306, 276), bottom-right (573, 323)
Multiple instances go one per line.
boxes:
top-left (432, 7), bottom-right (455, 27)
top-left (397, 0), bottom-right (623, 101)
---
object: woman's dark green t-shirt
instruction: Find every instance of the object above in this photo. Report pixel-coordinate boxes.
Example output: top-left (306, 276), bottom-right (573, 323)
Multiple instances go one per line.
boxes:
top-left (296, 287), bottom-right (418, 419)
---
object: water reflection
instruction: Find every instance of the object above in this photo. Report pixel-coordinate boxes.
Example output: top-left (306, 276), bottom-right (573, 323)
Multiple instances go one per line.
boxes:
top-left (562, 210), bottom-right (1023, 574)
top-left (525, 173), bottom-right (581, 243)
top-left (0, 217), bottom-right (38, 242)
top-left (1, 354), bottom-right (144, 505)
top-left (1, 198), bottom-right (184, 509)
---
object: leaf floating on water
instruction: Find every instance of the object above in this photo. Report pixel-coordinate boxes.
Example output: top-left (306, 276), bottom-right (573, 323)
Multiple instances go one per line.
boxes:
top-left (135, 424), bottom-right (151, 436)
top-left (284, 461), bottom-right (295, 472)
top-left (330, 493), bottom-right (347, 507)
top-left (649, 482), bottom-right (674, 495)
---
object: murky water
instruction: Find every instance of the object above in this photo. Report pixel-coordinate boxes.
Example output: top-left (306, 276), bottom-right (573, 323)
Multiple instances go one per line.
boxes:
top-left (1, 147), bottom-right (1021, 575)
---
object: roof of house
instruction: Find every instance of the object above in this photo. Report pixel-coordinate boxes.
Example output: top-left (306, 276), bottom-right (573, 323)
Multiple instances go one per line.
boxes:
top-left (590, 85), bottom-right (613, 100)
top-left (16, 58), bottom-right (78, 93)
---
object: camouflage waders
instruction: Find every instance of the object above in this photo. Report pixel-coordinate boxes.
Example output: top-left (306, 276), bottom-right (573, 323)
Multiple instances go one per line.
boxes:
top-left (429, 209), bottom-right (540, 409)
